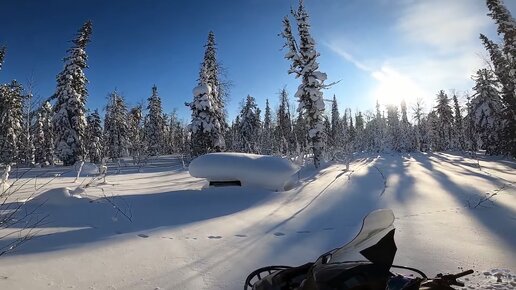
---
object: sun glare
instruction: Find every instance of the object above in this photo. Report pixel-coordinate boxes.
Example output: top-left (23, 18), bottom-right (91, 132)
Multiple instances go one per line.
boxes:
top-left (371, 66), bottom-right (426, 106)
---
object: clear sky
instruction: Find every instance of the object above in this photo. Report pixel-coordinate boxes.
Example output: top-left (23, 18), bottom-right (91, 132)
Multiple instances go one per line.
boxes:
top-left (1, 0), bottom-right (515, 122)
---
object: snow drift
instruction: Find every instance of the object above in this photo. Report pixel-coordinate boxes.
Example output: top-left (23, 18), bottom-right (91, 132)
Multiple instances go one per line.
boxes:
top-left (188, 152), bottom-right (299, 191)
top-left (30, 187), bottom-right (89, 206)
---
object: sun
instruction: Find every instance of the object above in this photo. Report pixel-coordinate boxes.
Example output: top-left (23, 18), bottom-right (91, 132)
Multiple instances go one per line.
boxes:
top-left (371, 66), bottom-right (426, 106)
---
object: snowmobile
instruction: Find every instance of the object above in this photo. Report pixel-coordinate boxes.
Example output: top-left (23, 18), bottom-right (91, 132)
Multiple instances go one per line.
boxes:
top-left (244, 209), bottom-right (473, 290)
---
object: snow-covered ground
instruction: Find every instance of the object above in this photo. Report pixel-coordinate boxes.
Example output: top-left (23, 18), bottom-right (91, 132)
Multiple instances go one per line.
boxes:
top-left (0, 152), bottom-right (514, 289)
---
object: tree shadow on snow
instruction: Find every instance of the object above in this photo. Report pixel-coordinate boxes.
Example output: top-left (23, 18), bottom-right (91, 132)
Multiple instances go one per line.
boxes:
top-left (411, 152), bottom-right (516, 252)
top-left (0, 186), bottom-right (278, 256)
top-left (244, 152), bottom-right (515, 269)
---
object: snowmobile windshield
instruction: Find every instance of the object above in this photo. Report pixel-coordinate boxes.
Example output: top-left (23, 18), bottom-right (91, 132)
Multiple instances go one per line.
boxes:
top-left (322, 209), bottom-right (395, 264)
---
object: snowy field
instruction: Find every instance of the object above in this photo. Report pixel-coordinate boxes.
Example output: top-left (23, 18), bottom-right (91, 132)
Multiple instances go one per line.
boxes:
top-left (0, 152), bottom-right (515, 290)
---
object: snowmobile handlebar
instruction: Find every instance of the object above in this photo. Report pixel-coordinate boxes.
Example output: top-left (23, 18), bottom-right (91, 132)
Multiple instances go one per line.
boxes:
top-left (420, 269), bottom-right (474, 289)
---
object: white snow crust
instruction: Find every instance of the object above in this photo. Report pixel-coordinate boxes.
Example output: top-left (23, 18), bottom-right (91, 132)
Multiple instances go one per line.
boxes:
top-left (0, 153), bottom-right (514, 290)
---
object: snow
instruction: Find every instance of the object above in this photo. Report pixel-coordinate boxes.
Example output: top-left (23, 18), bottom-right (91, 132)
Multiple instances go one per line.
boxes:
top-left (30, 187), bottom-right (88, 206)
top-left (192, 83), bottom-right (211, 97)
top-left (0, 153), bottom-right (514, 290)
top-left (189, 152), bottom-right (299, 191)
top-left (76, 162), bottom-right (99, 176)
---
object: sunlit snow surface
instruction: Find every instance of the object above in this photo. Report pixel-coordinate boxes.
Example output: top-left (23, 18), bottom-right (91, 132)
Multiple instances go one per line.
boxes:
top-left (0, 152), bottom-right (514, 290)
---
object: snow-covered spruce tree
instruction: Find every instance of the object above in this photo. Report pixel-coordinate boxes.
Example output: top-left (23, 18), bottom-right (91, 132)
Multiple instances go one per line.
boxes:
top-left (203, 31), bottom-right (227, 136)
top-left (0, 46), bottom-right (5, 71)
top-left (128, 105), bottom-right (146, 162)
top-left (452, 94), bottom-right (465, 151)
top-left (230, 116), bottom-right (242, 152)
top-left (426, 110), bottom-right (440, 151)
top-left (465, 94), bottom-right (479, 152)
top-left (276, 88), bottom-right (294, 155)
top-left (161, 113), bottom-right (170, 153)
top-left (412, 99), bottom-right (426, 151)
top-left (143, 85), bottom-right (164, 156)
top-left (293, 109), bottom-right (308, 157)
top-left (187, 33), bottom-right (226, 157)
top-left (261, 99), bottom-right (273, 155)
top-left (340, 108), bottom-right (354, 163)
top-left (434, 90), bottom-right (454, 151)
top-left (17, 91), bottom-right (35, 166)
top-left (167, 110), bottom-right (184, 154)
top-left (323, 116), bottom-right (331, 154)
top-left (238, 95), bottom-right (262, 153)
top-left (86, 109), bottom-right (103, 163)
top-left (175, 122), bottom-right (187, 154)
top-left (471, 69), bottom-right (505, 155)
top-left (347, 109), bottom-right (356, 151)
top-left (481, 0), bottom-right (516, 156)
top-left (354, 111), bottom-right (365, 152)
top-left (52, 21), bottom-right (92, 166)
top-left (187, 67), bottom-right (225, 157)
top-left (385, 105), bottom-right (401, 152)
top-left (362, 111), bottom-right (376, 151)
top-left (329, 95), bottom-right (342, 153)
top-left (373, 100), bottom-right (385, 152)
top-left (33, 111), bottom-right (45, 165)
top-left (399, 99), bottom-right (414, 152)
top-left (42, 101), bottom-right (54, 165)
top-left (104, 91), bottom-right (129, 160)
top-left (34, 102), bottom-right (55, 166)
top-left (282, 0), bottom-right (329, 168)
top-left (0, 81), bottom-right (24, 165)
top-left (224, 120), bottom-right (235, 151)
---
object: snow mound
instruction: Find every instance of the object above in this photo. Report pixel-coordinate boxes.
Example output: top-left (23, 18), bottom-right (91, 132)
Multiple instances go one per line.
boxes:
top-left (189, 152), bottom-right (299, 191)
top-left (31, 187), bottom-right (90, 206)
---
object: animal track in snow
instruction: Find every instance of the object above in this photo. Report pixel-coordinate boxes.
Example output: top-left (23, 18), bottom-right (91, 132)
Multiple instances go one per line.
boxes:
top-left (235, 234), bottom-right (247, 238)
top-left (208, 235), bottom-right (222, 239)
top-left (273, 232), bottom-right (285, 236)
top-left (296, 230), bottom-right (311, 234)
top-left (137, 234), bottom-right (149, 238)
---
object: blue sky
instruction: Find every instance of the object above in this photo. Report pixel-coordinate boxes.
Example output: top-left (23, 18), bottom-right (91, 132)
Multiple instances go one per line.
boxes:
top-left (1, 0), bottom-right (515, 122)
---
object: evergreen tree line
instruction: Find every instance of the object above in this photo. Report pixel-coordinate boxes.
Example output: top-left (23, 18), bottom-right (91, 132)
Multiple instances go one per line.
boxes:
top-left (0, 22), bottom-right (188, 167)
top-left (0, 0), bottom-right (514, 168)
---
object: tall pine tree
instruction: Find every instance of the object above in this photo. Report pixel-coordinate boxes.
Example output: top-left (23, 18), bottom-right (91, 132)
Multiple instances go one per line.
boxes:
top-left (104, 91), bottom-right (129, 160)
top-left (144, 85), bottom-right (164, 156)
top-left (471, 69), bottom-right (505, 154)
top-left (329, 95), bottom-right (342, 152)
top-left (86, 109), bottom-right (103, 163)
top-left (480, 0), bottom-right (516, 156)
top-left (238, 95), bottom-right (262, 153)
top-left (52, 21), bottom-right (92, 165)
top-left (187, 32), bottom-right (226, 156)
top-left (434, 90), bottom-right (454, 151)
top-left (128, 105), bottom-right (145, 162)
top-left (282, 0), bottom-right (328, 167)
top-left (0, 81), bottom-right (24, 164)
top-left (452, 94), bottom-right (465, 150)
top-left (276, 88), bottom-right (293, 155)
top-left (0, 47), bottom-right (5, 71)
top-left (261, 99), bottom-right (273, 155)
